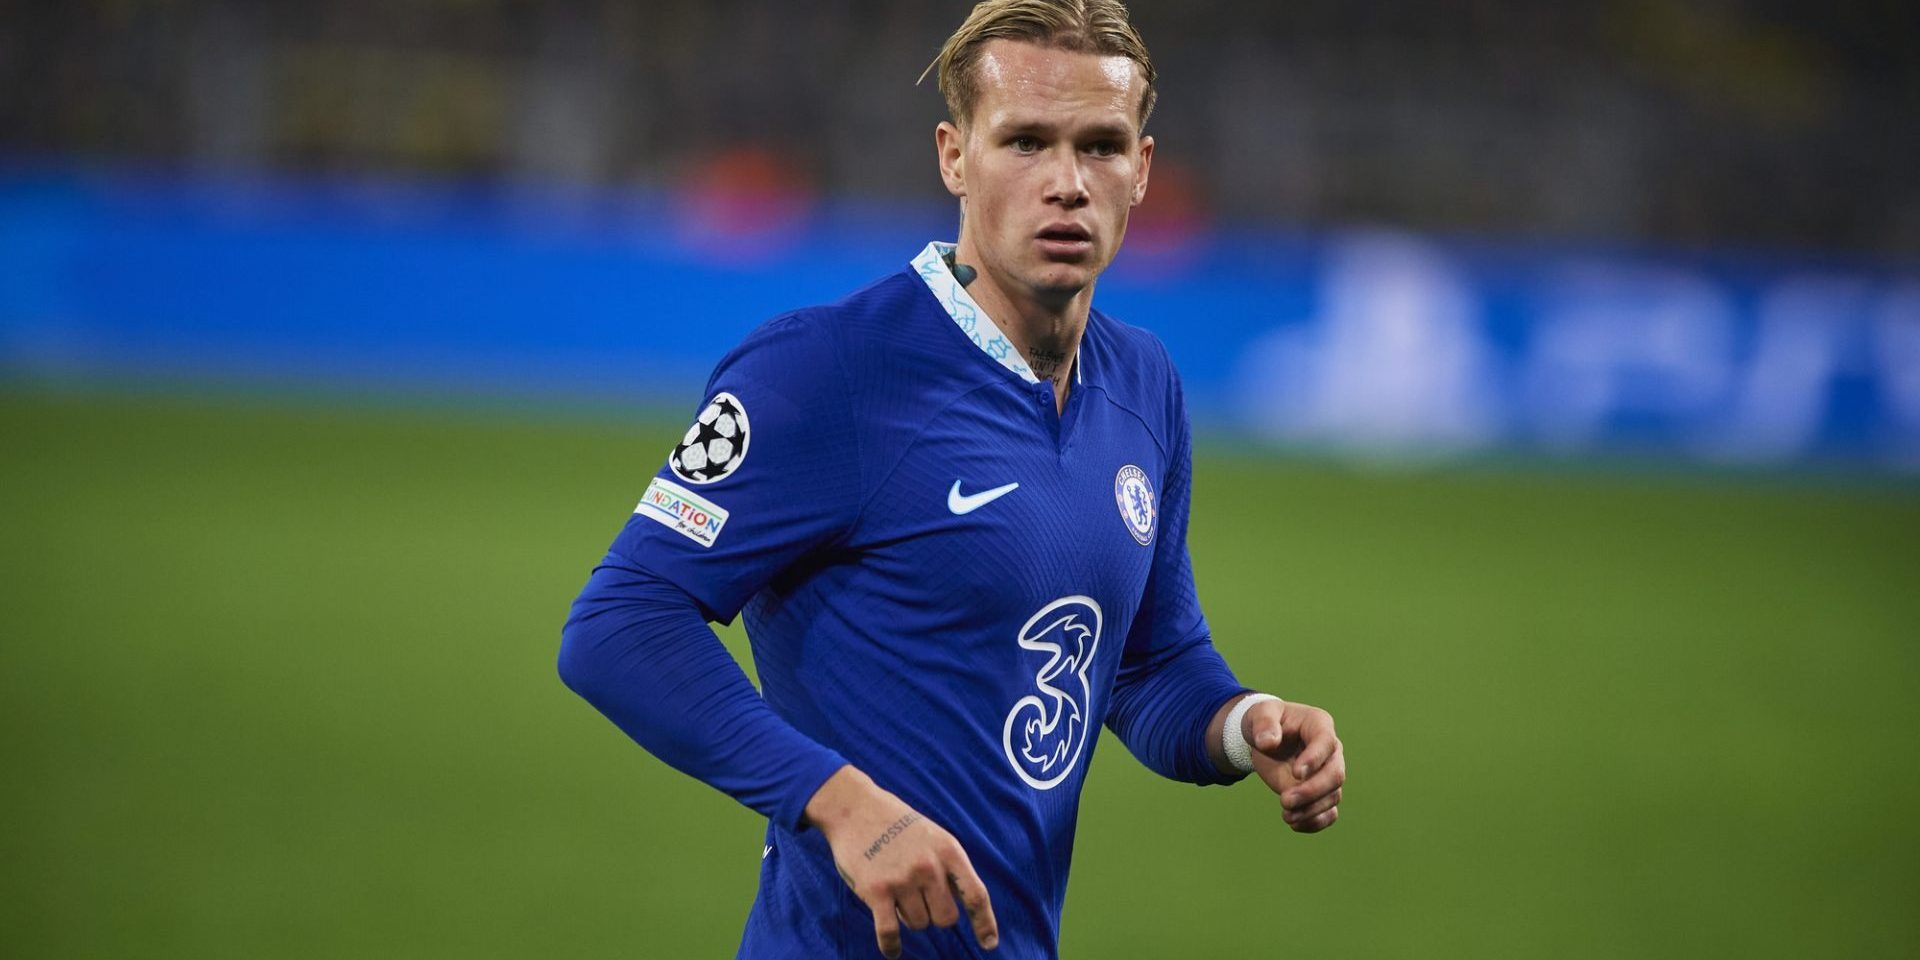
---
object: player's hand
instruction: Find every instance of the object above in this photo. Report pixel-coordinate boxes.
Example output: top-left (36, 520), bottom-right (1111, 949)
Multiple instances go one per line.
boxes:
top-left (803, 765), bottom-right (999, 958)
top-left (1244, 699), bottom-right (1345, 833)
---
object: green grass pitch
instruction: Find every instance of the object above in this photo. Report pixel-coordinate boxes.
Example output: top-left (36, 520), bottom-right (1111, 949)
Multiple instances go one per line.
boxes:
top-left (2, 388), bottom-right (1916, 957)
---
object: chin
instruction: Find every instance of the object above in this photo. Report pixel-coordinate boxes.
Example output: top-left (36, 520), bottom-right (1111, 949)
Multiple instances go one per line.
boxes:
top-left (1029, 260), bottom-right (1100, 292)
top-left (1026, 271), bottom-right (1093, 301)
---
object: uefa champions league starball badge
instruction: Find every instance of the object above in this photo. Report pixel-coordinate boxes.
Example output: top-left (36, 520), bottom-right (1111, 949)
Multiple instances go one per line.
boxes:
top-left (1113, 465), bottom-right (1156, 546)
top-left (670, 392), bottom-right (750, 484)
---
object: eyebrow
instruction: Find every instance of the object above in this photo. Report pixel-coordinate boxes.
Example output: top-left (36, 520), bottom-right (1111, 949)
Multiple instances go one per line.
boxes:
top-left (994, 117), bottom-right (1135, 141)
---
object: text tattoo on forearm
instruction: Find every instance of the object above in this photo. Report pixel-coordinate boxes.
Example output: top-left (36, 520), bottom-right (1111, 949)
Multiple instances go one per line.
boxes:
top-left (862, 813), bottom-right (923, 861)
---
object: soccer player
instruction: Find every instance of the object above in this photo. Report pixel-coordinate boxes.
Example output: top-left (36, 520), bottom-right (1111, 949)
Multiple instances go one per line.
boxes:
top-left (558, 1), bottom-right (1346, 957)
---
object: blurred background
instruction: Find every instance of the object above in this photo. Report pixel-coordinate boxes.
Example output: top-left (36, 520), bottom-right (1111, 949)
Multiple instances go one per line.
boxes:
top-left (2, 1), bottom-right (1916, 957)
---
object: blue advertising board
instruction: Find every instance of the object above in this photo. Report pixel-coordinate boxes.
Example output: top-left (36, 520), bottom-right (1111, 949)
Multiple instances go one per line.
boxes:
top-left (3, 169), bottom-right (1915, 472)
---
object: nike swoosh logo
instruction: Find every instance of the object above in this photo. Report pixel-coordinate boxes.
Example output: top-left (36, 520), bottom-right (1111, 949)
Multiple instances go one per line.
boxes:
top-left (948, 480), bottom-right (1020, 515)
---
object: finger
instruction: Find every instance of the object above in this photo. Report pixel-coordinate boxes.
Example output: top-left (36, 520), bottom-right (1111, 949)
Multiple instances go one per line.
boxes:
top-left (1289, 717), bottom-right (1337, 779)
top-left (1283, 746), bottom-right (1345, 809)
top-left (945, 855), bottom-right (999, 951)
top-left (925, 873), bottom-right (962, 929)
top-left (1283, 787), bottom-right (1340, 826)
top-left (1284, 786), bottom-right (1341, 823)
top-left (895, 886), bottom-right (932, 931)
top-left (1294, 805), bottom-right (1340, 834)
top-left (872, 899), bottom-right (902, 959)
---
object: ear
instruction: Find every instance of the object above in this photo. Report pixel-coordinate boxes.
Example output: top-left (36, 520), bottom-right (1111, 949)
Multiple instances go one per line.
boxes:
top-left (1131, 134), bottom-right (1154, 207)
top-left (936, 121), bottom-right (966, 198)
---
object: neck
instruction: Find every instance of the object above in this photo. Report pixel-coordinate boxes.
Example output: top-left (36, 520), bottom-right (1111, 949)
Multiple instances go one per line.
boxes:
top-left (948, 241), bottom-right (1089, 410)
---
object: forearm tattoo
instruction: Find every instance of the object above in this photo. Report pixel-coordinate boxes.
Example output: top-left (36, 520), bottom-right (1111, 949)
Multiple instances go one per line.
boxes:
top-left (862, 813), bottom-right (923, 861)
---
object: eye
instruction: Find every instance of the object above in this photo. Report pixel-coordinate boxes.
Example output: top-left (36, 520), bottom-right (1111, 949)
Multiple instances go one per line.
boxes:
top-left (1087, 140), bottom-right (1122, 158)
top-left (1010, 135), bottom-right (1041, 154)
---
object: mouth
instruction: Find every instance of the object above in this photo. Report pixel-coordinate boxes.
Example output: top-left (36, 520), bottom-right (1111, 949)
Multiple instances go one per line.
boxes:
top-left (1035, 224), bottom-right (1094, 258)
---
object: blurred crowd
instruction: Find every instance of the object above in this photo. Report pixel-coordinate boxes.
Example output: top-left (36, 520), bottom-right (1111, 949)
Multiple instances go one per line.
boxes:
top-left (2, 0), bottom-right (1914, 255)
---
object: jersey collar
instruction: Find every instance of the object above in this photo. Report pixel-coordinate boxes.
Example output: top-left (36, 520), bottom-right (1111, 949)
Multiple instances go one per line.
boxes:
top-left (911, 241), bottom-right (1086, 388)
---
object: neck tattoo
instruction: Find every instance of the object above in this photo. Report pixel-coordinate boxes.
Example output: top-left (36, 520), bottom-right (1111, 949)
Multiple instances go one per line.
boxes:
top-left (943, 252), bottom-right (978, 287)
top-left (943, 251), bottom-right (1070, 383)
top-left (1026, 347), bottom-right (1067, 381)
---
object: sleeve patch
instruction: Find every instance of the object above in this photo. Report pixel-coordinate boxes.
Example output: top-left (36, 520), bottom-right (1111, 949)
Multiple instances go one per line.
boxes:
top-left (635, 476), bottom-right (731, 547)
top-left (670, 392), bottom-right (751, 484)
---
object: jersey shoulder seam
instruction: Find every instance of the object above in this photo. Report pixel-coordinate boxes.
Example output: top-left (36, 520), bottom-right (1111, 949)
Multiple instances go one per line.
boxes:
top-left (1085, 382), bottom-right (1171, 461)
top-left (1086, 318), bottom-right (1179, 460)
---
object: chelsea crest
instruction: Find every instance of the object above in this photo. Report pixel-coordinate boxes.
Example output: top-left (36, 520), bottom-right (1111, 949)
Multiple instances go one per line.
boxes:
top-left (1113, 465), bottom-right (1156, 546)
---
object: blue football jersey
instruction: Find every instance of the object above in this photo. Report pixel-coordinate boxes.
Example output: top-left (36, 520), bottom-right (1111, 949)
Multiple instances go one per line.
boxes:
top-left (609, 243), bottom-right (1243, 958)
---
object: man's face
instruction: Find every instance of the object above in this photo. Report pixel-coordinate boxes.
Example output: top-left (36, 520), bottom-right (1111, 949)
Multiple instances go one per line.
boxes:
top-left (938, 40), bottom-right (1154, 309)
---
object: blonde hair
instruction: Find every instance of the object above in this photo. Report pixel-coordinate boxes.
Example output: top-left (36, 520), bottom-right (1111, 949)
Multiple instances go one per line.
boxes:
top-left (921, 0), bottom-right (1158, 131)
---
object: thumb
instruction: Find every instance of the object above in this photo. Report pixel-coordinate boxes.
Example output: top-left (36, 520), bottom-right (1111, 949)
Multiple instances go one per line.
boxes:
top-left (1253, 716), bottom-right (1284, 753)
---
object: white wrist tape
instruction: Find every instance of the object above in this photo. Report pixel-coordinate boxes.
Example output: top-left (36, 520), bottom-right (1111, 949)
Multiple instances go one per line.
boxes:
top-left (1222, 693), bottom-right (1283, 775)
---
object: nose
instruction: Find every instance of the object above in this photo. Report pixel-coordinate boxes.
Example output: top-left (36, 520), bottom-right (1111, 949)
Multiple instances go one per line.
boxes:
top-left (1043, 151), bottom-right (1089, 209)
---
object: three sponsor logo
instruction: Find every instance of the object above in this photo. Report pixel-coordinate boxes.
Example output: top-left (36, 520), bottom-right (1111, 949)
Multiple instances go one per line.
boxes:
top-left (1002, 596), bottom-right (1103, 790)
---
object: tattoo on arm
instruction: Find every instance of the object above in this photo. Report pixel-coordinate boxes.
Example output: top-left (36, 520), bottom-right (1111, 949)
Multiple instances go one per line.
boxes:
top-left (862, 813), bottom-right (923, 861)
